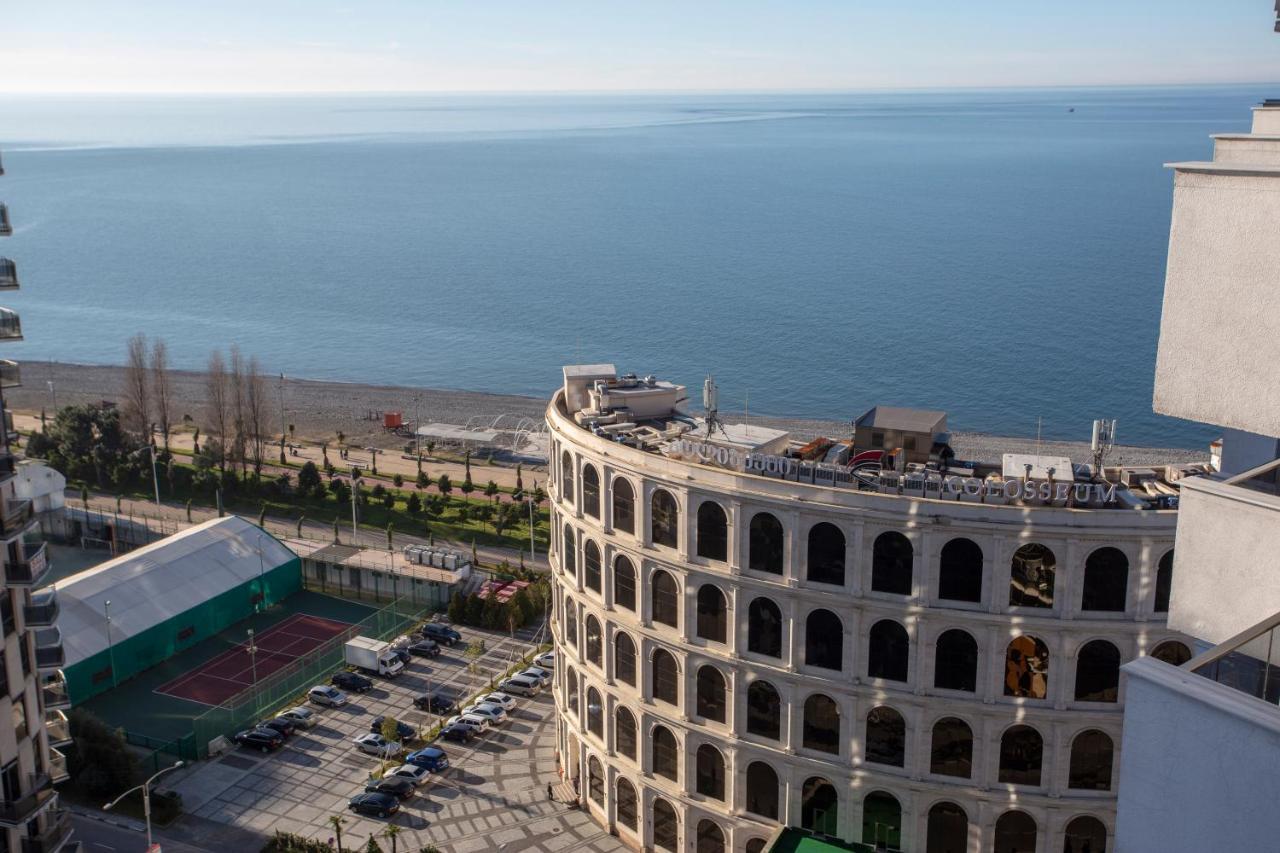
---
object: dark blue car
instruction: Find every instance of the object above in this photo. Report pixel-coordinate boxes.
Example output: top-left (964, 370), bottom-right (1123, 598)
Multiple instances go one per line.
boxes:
top-left (348, 792), bottom-right (399, 818)
top-left (369, 717), bottom-right (416, 741)
top-left (404, 745), bottom-right (449, 772)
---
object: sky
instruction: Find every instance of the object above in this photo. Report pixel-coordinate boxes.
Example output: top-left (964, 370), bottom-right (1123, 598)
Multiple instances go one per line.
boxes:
top-left (1, 1), bottom-right (1277, 94)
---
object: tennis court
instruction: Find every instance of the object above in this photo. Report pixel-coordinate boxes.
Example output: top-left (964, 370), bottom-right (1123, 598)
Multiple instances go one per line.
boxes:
top-left (155, 612), bottom-right (353, 706)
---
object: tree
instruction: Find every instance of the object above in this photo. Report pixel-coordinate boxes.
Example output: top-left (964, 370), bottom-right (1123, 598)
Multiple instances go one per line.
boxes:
top-left (298, 461), bottom-right (322, 498)
top-left (331, 478), bottom-right (350, 505)
top-left (151, 337), bottom-right (173, 452)
top-left (481, 595), bottom-right (503, 629)
top-left (206, 349), bottom-right (231, 475)
top-left (328, 814), bottom-right (346, 853)
top-left (185, 499), bottom-right (192, 523)
top-left (230, 345), bottom-right (248, 478)
top-left (66, 709), bottom-right (137, 799)
top-left (493, 504), bottom-right (512, 537)
top-left (364, 836), bottom-right (383, 853)
top-left (474, 503), bottom-right (493, 531)
top-left (27, 406), bottom-right (143, 489)
top-left (258, 504), bottom-right (267, 527)
top-left (405, 493), bottom-right (421, 515)
top-left (484, 480), bottom-right (499, 503)
top-left (382, 823), bottom-right (402, 853)
top-left (379, 715), bottom-right (401, 746)
top-left (436, 474), bottom-right (451, 496)
top-left (463, 638), bottom-right (486, 673)
top-left (415, 470), bottom-right (429, 489)
top-left (393, 473), bottom-right (404, 488)
top-left (245, 355), bottom-right (269, 479)
top-left (464, 594), bottom-right (484, 626)
top-left (512, 587), bottom-right (536, 626)
top-left (463, 448), bottom-right (472, 481)
top-left (332, 516), bottom-right (341, 544)
top-left (447, 592), bottom-right (465, 624)
top-left (454, 503), bottom-right (469, 524)
top-left (460, 475), bottom-right (474, 499)
top-left (515, 463), bottom-right (523, 492)
top-left (296, 516), bottom-right (305, 537)
top-left (123, 333), bottom-right (151, 438)
top-left (425, 440), bottom-right (435, 458)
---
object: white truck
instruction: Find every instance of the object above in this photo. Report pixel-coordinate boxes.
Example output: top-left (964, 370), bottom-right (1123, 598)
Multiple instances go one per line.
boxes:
top-left (344, 636), bottom-right (405, 678)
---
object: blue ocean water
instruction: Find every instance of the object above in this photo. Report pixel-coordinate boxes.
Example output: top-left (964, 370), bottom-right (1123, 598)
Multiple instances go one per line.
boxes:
top-left (0, 87), bottom-right (1268, 447)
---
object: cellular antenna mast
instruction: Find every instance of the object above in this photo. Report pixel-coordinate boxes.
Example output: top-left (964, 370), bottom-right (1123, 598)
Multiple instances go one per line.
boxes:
top-left (703, 375), bottom-right (720, 438)
top-left (1092, 419), bottom-right (1116, 478)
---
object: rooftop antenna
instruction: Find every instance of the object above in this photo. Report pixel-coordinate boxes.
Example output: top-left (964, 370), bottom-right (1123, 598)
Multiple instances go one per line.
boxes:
top-left (703, 375), bottom-right (720, 438)
top-left (1092, 418), bottom-right (1116, 478)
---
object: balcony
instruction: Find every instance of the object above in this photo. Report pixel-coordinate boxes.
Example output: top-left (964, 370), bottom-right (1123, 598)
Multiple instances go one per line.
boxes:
top-left (0, 205), bottom-right (10, 238)
top-left (45, 711), bottom-right (71, 748)
top-left (0, 773), bottom-right (56, 827)
top-left (34, 628), bottom-right (64, 672)
top-left (5, 542), bottom-right (49, 586)
top-left (24, 587), bottom-right (59, 627)
top-left (0, 308), bottom-right (22, 342)
top-left (0, 258), bottom-right (16, 290)
top-left (47, 750), bottom-right (69, 786)
top-left (0, 360), bottom-right (19, 389)
top-left (41, 673), bottom-right (69, 711)
top-left (21, 807), bottom-right (72, 853)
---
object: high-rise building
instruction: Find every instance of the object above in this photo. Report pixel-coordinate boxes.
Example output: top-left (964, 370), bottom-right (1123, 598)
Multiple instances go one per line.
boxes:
top-left (0, 147), bottom-right (74, 852)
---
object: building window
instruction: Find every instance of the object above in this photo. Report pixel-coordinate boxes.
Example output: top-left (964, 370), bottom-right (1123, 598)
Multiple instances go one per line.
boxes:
top-left (586, 687), bottom-right (603, 738)
top-left (614, 631), bottom-right (637, 686)
top-left (651, 570), bottom-right (679, 628)
top-left (802, 693), bottom-right (840, 755)
top-left (929, 717), bottom-right (973, 778)
top-left (564, 666), bottom-right (579, 718)
top-left (562, 524), bottom-right (576, 576)
top-left (1082, 547), bottom-right (1129, 612)
top-left (998, 725), bottom-right (1044, 787)
top-left (612, 477), bottom-right (635, 535)
top-left (994, 810), bottom-right (1037, 853)
top-left (581, 465), bottom-right (601, 518)
top-left (800, 777), bottom-right (838, 836)
top-left (563, 606), bottom-right (578, 654)
top-left (864, 706), bottom-right (905, 766)
top-left (807, 522), bottom-right (845, 586)
top-left (615, 778), bottom-right (638, 830)
top-left (867, 619), bottom-right (910, 682)
top-left (583, 540), bottom-right (602, 593)
top-left (695, 665), bottom-right (727, 723)
top-left (584, 615), bottom-right (602, 667)
top-left (650, 489), bottom-right (679, 549)
top-left (746, 841), bottom-right (767, 853)
top-left (1068, 728), bottom-right (1114, 790)
top-left (696, 584), bottom-right (727, 644)
top-left (749, 512), bottom-right (784, 574)
top-left (1074, 640), bottom-right (1121, 702)
top-left (651, 648), bottom-right (679, 705)
top-left (1009, 543), bottom-right (1056, 608)
top-left (652, 797), bottom-right (678, 852)
top-left (871, 531), bottom-right (913, 595)
top-left (560, 451), bottom-right (574, 501)
top-left (11, 694), bottom-right (27, 740)
top-left (587, 756), bottom-right (604, 806)
top-left (746, 680), bottom-right (781, 740)
top-left (927, 803), bottom-right (969, 853)
top-left (615, 706), bottom-right (637, 759)
top-left (939, 537), bottom-right (983, 602)
top-left (696, 820), bottom-right (726, 853)
top-left (1004, 635), bottom-right (1050, 699)
top-left (1155, 549), bottom-right (1174, 613)
top-left (805, 609), bottom-right (843, 671)
top-left (862, 792), bottom-right (902, 851)
top-left (696, 501), bottom-right (728, 561)
top-left (1151, 639), bottom-right (1191, 666)
top-left (745, 761), bottom-right (780, 820)
top-left (0, 591), bottom-right (13, 635)
top-left (695, 745), bottom-right (725, 800)
top-left (871, 431), bottom-right (884, 448)
top-left (1064, 816), bottom-right (1109, 853)
top-left (934, 628), bottom-right (978, 692)
top-left (613, 556), bottom-right (636, 611)
top-left (652, 726), bottom-right (679, 781)
top-left (748, 598), bottom-right (783, 657)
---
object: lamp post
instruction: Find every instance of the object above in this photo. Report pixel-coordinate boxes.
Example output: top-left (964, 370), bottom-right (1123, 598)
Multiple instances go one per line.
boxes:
top-left (104, 599), bottom-right (117, 689)
top-left (148, 442), bottom-right (161, 506)
top-left (350, 469), bottom-right (360, 547)
top-left (247, 628), bottom-right (259, 714)
top-left (103, 760), bottom-right (185, 850)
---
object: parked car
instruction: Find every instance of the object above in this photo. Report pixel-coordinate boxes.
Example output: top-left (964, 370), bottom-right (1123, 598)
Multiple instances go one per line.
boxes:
top-left (258, 717), bottom-right (297, 738)
top-left (445, 714), bottom-right (490, 734)
top-left (404, 746), bottom-right (449, 772)
top-left (388, 647), bottom-right (411, 665)
top-left (421, 623), bottom-right (463, 646)
top-left (462, 703), bottom-right (507, 726)
top-left (439, 723), bottom-right (475, 744)
top-left (413, 692), bottom-right (456, 714)
top-left (353, 733), bottom-right (402, 757)
top-left (364, 776), bottom-right (415, 801)
top-left (332, 670), bottom-right (375, 693)
top-left (520, 666), bottom-right (553, 687)
top-left (499, 676), bottom-right (541, 697)
top-left (233, 728), bottom-right (284, 753)
top-left (308, 685), bottom-right (348, 707)
top-left (278, 706), bottom-right (318, 728)
top-left (383, 764), bottom-right (431, 787)
top-left (480, 692), bottom-right (517, 712)
top-left (534, 651), bottom-right (555, 668)
top-left (369, 717), bottom-right (417, 741)
top-left (408, 639), bottom-right (441, 658)
top-left (348, 792), bottom-right (400, 818)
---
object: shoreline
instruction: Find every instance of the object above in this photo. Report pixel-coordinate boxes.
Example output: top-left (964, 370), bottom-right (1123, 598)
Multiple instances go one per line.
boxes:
top-left (8, 360), bottom-right (1209, 467)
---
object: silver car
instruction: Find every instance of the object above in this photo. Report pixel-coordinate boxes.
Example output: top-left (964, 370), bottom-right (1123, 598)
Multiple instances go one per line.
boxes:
top-left (499, 676), bottom-right (541, 697)
top-left (521, 666), bottom-right (553, 687)
top-left (462, 702), bottom-right (507, 725)
top-left (279, 706), bottom-right (318, 728)
top-left (308, 685), bottom-right (348, 707)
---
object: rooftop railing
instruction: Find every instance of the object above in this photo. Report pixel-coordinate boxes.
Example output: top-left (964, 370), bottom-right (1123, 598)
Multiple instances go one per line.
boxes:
top-left (1189, 608), bottom-right (1280, 707)
top-left (0, 773), bottom-right (55, 827)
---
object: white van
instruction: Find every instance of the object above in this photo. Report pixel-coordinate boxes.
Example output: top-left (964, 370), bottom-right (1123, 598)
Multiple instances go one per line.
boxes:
top-left (500, 675), bottom-right (542, 697)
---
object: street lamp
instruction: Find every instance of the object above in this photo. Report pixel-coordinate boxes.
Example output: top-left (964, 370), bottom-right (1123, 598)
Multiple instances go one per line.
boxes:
top-left (147, 442), bottom-right (161, 506)
top-left (103, 760), bottom-right (185, 850)
top-left (104, 600), bottom-right (117, 689)
top-left (247, 628), bottom-right (259, 712)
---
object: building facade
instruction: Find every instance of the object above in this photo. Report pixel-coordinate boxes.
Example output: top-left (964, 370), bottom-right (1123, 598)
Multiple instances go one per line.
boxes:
top-left (546, 375), bottom-right (1187, 853)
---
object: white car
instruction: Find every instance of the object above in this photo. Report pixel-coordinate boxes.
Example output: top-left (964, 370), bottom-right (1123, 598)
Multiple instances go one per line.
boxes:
top-left (463, 703), bottom-right (508, 726)
top-left (353, 733), bottom-right (402, 757)
top-left (521, 666), bottom-right (553, 687)
top-left (534, 651), bottom-right (554, 669)
top-left (279, 706), bottom-right (318, 728)
top-left (445, 714), bottom-right (490, 734)
top-left (309, 685), bottom-right (348, 707)
top-left (480, 692), bottom-right (517, 712)
top-left (384, 764), bottom-right (431, 787)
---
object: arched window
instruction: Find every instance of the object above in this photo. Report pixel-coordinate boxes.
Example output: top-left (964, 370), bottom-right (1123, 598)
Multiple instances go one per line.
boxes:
top-left (615, 777), bottom-right (638, 831)
top-left (695, 744), bottom-right (726, 800)
top-left (695, 665), bottom-right (727, 722)
top-left (1151, 639), bottom-right (1191, 666)
top-left (612, 477), bottom-right (635, 535)
top-left (1082, 547), bottom-right (1129, 612)
top-left (868, 619), bottom-right (910, 682)
top-left (1004, 635), bottom-right (1050, 699)
top-left (934, 629), bottom-right (978, 692)
top-left (1074, 640), bottom-right (1121, 702)
top-left (805, 609), bottom-right (844, 671)
top-left (998, 725), bottom-right (1044, 787)
top-left (1068, 729), bottom-right (1114, 790)
top-left (560, 451), bottom-right (574, 502)
top-left (745, 761), bottom-right (780, 820)
top-left (802, 694), bottom-right (840, 755)
top-left (563, 606), bottom-right (578, 654)
top-left (929, 717), bottom-right (973, 778)
top-left (800, 777), bottom-right (838, 837)
top-left (584, 615), bottom-right (602, 667)
top-left (587, 756), bottom-right (604, 806)
top-left (651, 648), bottom-right (679, 706)
top-left (564, 666), bottom-right (579, 718)
top-left (652, 726), bottom-right (679, 781)
top-left (862, 792), bottom-right (902, 851)
top-left (562, 524), bottom-right (576, 576)
top-left (583, 540), bottom-right (602, 593)
top-left (696, 501), bottom-right (728, 561)
top-left (746, 680), bottom-right (781, 740)
top-left (926, 802), bottom-right (968, 853)
top-left (1064, 816), bottom-right (1108, 853)
top-left (581, 465), bottom-right (601, 518)
top-left (614, 631), bottom-right (637, 686)
top-left (615, 706), bottom-right (637, 759)
top-left (746, 841), bottom-right (767, 853)
top-left (1155, 549), bottom-right (1174, 613)
top-left (613, 555), bottom-right (636, 611)
top-left (696, 584), bottom-right (727, 644)
top-left (939, 537), bottom-right (983, 602)
top-left (749, 512), bottom-right (784, 575)
top-left (1010, 543), bottom-right (1056, 608)
top-left (695, 820), bottom-right (725, 853)
top-left (871, 531), bottom-right (913, 595)
top-left (651, 570), bottom-right (679, 628)
top-left (748, 598), bottom-right (783, 658)
top-left (650, 489), bottom-right (679, 549)
top-left (865, 706), bottom-right (906, 766)
top-left (994, 810), bottom-right (1037, 853)
top-left (807, 522), bottom-right (846, 586)
top-left (652, 797), bottom-right (678, 852)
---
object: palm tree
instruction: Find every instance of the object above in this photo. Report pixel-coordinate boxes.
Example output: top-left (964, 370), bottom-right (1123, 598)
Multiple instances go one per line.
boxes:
top-left (382, 822), bottom-right (402, 853)
top-left (328, 814), bottom-right (346, 852)
top-left (385, 522), bottom-right (394, 551)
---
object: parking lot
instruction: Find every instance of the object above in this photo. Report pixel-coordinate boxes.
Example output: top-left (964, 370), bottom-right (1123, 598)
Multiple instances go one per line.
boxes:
top-left (168, 623), bottom-right (626, 852)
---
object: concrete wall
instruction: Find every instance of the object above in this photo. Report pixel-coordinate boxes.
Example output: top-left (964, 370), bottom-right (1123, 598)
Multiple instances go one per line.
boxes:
top-left (1116, 656), bottom-right (1280, 853)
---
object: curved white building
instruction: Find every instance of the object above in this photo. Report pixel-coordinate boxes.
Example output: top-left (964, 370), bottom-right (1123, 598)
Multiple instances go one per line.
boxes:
top-left (546, 366), bottom-right (1192, 853)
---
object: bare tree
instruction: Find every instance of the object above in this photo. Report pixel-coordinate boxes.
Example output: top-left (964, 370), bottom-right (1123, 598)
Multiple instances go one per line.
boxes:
top-left (151, 338), bottom-right (173, 453)
top-left (245, 355), bottom-right (268, 479)
top-left (230, 345), bottom-right (247, 479)
top-left (123, 333), bottom-right (151, 438)
top-left (205, 349), bottom-right (230, 474)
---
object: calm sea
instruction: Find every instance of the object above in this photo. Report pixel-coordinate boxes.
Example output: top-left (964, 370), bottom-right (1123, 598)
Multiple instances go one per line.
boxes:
top-left (0, 87), bottom-right (1269, 447)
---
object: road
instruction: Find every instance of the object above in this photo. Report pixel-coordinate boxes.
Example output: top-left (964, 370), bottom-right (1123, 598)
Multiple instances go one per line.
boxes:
top-left (71, 814), bottom-right (217, 853)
